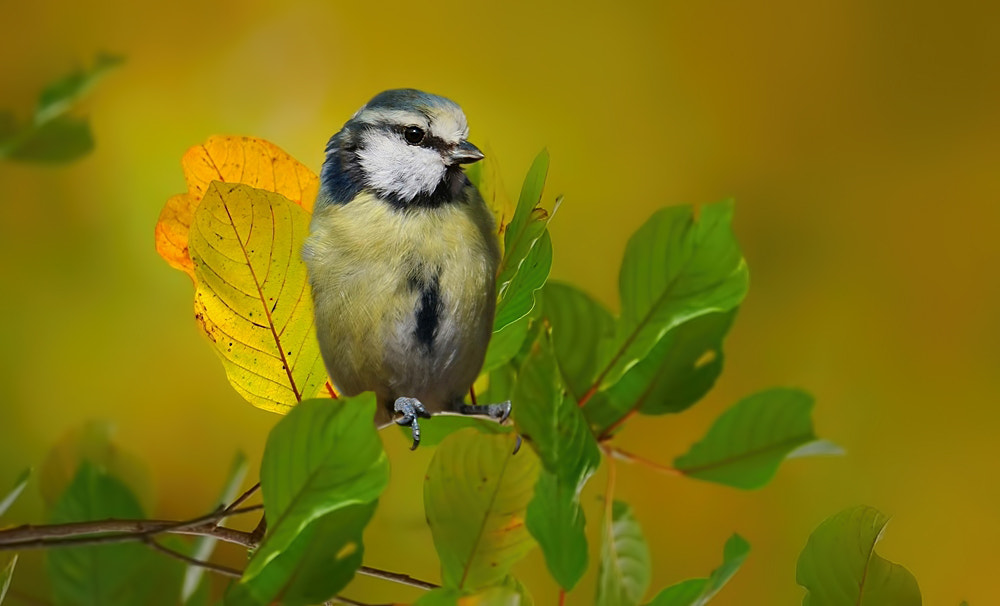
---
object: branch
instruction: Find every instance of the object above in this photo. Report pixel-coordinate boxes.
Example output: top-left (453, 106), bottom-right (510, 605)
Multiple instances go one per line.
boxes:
top-left (221, 481), bottom-right (260, 515)
top-left (143, 536), bottom-right (242, 578)
top-left (0, 491), bottom-right (442, 597)
top-left (357, 565), bottom-right (439, 590)
top-left (605, 446), bottom-right (683, 477)
top-left (0, 504), bottom-right (262, 551)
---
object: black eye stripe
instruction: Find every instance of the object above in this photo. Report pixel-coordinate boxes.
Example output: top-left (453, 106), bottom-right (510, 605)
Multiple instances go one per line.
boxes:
top-left (391, 124), bottom-right (450, 152)
top-left (422, 134), bottom-right (448, 151)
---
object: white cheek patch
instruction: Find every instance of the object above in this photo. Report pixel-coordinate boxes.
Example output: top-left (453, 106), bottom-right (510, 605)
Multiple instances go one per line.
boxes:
top-left (357, 131), bottom-right (446, 201)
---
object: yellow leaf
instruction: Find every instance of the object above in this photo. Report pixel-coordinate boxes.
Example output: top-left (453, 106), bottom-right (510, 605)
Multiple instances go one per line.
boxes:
top-left (189, 182), bottom-right (329, 413)
top-left (425, 431), bottom-right (539, 591)
top-left (155, 135), bottom-right (319, 279)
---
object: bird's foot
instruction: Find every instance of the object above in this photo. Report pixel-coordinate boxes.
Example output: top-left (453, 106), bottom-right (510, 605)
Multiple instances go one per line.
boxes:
top-left (458, 400), bottom-right (512, 424)
top-left (458, 400), bottom-right (521, 454)
top-left (394, 397), bottom-right (432, 450)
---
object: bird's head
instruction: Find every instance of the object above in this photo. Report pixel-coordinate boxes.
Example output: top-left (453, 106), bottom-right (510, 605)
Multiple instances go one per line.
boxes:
top-left (323, 89), bottom-right (484, 206)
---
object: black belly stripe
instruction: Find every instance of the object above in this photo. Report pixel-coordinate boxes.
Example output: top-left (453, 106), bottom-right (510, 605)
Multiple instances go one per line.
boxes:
top-left (413, 272), bottom-right (442, 353)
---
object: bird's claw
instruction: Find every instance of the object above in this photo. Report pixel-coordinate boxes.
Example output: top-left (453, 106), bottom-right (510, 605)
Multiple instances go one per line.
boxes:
top-left (394, 397), bottom-right (431, 450)
top-left (458, 400), bottom-right (512, 424)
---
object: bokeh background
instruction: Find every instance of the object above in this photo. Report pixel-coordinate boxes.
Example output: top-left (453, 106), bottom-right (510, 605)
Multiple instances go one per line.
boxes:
top-left (2, 0), bottom-right (998, 603)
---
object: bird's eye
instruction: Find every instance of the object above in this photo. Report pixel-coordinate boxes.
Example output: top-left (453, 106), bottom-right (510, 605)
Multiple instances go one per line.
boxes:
top-left (404, 126), bottom-right (425, 145)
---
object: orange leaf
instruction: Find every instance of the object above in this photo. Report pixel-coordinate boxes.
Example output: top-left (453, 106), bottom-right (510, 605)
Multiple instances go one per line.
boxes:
top-left (155, 135), bottom-right (319, 279)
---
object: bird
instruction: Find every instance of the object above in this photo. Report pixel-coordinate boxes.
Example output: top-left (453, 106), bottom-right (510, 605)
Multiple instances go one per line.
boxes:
top-left (303, 89), bottom-right (509, 449)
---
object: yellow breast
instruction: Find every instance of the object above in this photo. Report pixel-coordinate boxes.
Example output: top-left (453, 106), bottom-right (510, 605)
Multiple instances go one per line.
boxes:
top-left (303, 188), bottom-right (500, 418)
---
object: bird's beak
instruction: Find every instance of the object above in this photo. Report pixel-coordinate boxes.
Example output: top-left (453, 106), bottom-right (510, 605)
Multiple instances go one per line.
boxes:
top-left (449, 140), bottom-right (485, 165)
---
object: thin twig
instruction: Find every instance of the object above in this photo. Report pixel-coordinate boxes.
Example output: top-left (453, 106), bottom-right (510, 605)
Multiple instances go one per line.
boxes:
top-left (597, 409), bottom-right (637, 441)
top-left (143, 536), bottom-right (242, 579)
top-left (0, 504), bottom-right (262, 551)
top-left (222, 481), bottom-right (260, 515)
top-left (0, 501), bottom-right (440, 596)
top-left (249, 513), bottom-right (267, 545)
top-left (357, 565), bottom-right (439, 590)
top-left (606, 446), bottom-right (683, 477)
top-left (325, 381), bottom-right (339, 399)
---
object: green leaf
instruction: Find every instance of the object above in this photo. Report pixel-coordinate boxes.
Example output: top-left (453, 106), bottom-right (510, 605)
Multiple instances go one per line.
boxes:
top-left (797, 506), bottom-right (921, 606)
top-left (182, 452), bottom-right (249, 603)
top-left (504, 149), bottom-right (549, 267)
top-left (597, 501), bottom-right (652, 606)
top-left (494, 150), bottom-right (557, 331)
top-left (479, 363), bottom-right (518, 406)
top-left (646, 580), bottom-right (705, 606)
top-left (585, 310), bottom-right (736, 438)
top-left (401, 413), bottom-right (514, 448)
top-left (674, 388), bottom-right (835, 489)
top-left (526, 470), bottom-right (589, 589)
top-left (243, 395), bottom-right (388, 584)
top-left (513, 333), bottom-right (600, 589)
top-left (0, 53), bottom-right (122, 164)
top-left (425, 430), bottom-right (539, 591)
top-left (227, 501), bottom-right (376, 606)
top-left (483, 312), bottom-right (532, 373)
top-left (2, 116), bottom-right (93, 163)
top-left (495, 230), bottom-right (553, 331)
top-left (601, 201), bottom-right (748, 390)
top-left (0, 556), bottom-right (16, 606)
top-left (35, 53), bottom-right (124, 124)
top-left (414, 577), bottom-right (533, 606)
top-left (189, 182), bottom-right (330, 413)
top-left (47, 462), bottom-right (152, 606)
top-left (542, 282), bottom-right (615, 400)
top-left (0, 469), bottom-right (30, 518)
top-left (646, 534), bottom-right (750, 606)
top-left (513, 334), bottom-right (600, 482)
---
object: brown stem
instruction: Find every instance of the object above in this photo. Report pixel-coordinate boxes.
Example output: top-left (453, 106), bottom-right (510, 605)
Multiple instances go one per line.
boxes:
top-left (325, 381), bottom-right (339, 399)
top-left (249, 513), bottom-right (268, 545)
top-left (222, 482), bottom-right (261, 515)
top-left (0, 505), bottom-right (262, 551)
top-left (0, 503), bottom-right (440, 596)
top-left (357, 565), bottom-right (439, 590)
top-left (577, 383), bottom-right (600, 408)
top-left (596, 410), bottom-right (637, 441)
top-left (143, 536), bottom-right (242, 578)
top-left (606, 446), bottom-right (683, 477)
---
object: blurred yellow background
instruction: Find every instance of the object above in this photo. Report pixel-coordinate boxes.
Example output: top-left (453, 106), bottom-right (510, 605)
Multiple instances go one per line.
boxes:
top-left (1, 0), bottom-right (998, 603)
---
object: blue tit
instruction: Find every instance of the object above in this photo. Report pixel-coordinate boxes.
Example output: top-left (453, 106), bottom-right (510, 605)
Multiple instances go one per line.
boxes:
top-left (303, 89), bottom-right (509, 449)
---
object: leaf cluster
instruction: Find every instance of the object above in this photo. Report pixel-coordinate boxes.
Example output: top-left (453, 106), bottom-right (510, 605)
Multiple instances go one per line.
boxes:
top-left (0, 137), bottom-right (938, 606)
